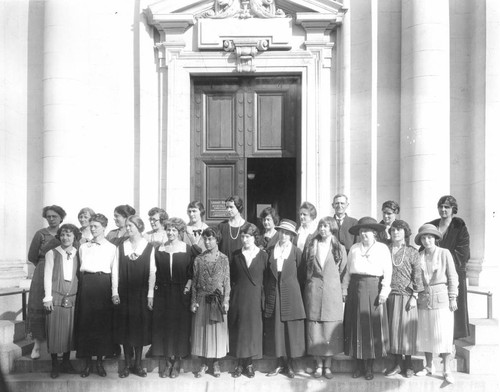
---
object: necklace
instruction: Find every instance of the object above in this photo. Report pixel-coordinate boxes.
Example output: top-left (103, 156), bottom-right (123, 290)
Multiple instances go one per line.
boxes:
top-left (361, 241), bottom-right (376, 259)
top-left (229, 219), bottom-right (242, 240)
top-left (391, 245), bottom-right (406, 267)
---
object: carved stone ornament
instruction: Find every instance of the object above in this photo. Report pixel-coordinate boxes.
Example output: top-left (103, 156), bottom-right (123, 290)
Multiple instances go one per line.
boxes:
top-left (203, 0), bottom-right (285, 19)
top-left (223, 39), bottom-right (269, 72)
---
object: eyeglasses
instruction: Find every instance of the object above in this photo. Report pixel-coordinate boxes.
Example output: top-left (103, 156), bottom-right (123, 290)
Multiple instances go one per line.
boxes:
top-left (149, 218), bottom-right (160, 223)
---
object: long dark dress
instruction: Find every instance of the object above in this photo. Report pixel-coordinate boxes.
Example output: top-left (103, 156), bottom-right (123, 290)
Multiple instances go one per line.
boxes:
top-left (429, 217), bottom-right (470, 339)
top-left (113, 242), bottom-right (154, 346)
top-left (152, 244), bottom-right (194, 357)
top-left (228, 248), bottom-right (267, 359)
top-left (27, 228), bottom-right (60, 340)
top-left (263, 244), bottom-right (306, 358)
top-left (218, 220), bottom-right (249, 263)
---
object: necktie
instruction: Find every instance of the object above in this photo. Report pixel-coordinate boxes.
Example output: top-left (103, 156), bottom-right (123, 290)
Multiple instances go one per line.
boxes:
top-left (193, 229), bottom-right (202, 236)
top-left (66, 251), bottom-right (72, 260)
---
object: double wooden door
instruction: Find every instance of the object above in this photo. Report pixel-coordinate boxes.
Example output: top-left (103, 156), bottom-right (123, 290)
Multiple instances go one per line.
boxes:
top-left (191, 76), bottom-right (300, 223)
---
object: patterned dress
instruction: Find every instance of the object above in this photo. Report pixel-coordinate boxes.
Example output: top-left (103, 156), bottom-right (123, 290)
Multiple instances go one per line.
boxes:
top-left (191, 250), bottom-right (230, 358)
top-left (386, 245), bottom-right (423, 355)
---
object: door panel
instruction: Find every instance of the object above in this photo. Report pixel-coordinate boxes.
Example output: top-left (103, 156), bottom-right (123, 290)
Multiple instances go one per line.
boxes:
top-left (192, 76), bottom-right (300, 223)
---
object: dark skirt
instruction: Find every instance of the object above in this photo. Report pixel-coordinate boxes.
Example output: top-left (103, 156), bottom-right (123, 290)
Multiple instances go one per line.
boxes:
top-left (263, 275), bottom-right (305, 359)
top-left (113, 287), bottom-right (151, 346)
top-left (152, 283), bottom-right (191, 357)
top-left (75, 273), bottom-right (114, 357)
top-left (454, 271), bottom-right (470, 339)
top-left (344, 274), bottom-right (389, 359)
top-left (27, 261), bottom-right (46, 340)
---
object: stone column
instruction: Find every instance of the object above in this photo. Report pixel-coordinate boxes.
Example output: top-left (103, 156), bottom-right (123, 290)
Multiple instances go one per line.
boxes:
top-left (42, 0), bottom-right (87, 213)
top-left (296, 13), bottom-right (340, 215)
top-left (400, 0), bottom-right (450, 233)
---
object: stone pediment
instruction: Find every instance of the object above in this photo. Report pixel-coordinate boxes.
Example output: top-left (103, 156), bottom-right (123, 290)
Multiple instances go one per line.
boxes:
top-left (145, 0), bottom-right (345, 72)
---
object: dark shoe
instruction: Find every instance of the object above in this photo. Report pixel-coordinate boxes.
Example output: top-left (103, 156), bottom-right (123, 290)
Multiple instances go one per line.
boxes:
top-left (60, 361), bottom-right (77, 374)
top-left (170, 361), bottom-right (179, 379)
top-left (50, 361), bottom-right (59, 379)
top-left (404, 368), bottom-right (414, 378)
top-left (195, 364), bottom-right (208, 378)
top-left (313, 366), bottom-right (322, 378)
top-left (352, 368), bottom-right (363, 378)
top-left (266, 366), bottom-right (283, 377)
top-left (285, 367), bottom-right (295, 378)
top-left (232, 366), bottom-right (243, 378)
top-left (365, 370), bottom-right (374, 380)
top-left (119, 366), bottom-right (130, 378)
top-left (96, 361), bottom-right (107, 377)
top-left (80, 365), bottom-right (91, 378)
top-left (212, 361), bottom-right (221, 378)
top-left (385, 364), bottom-right (401, 377)
top-left (159, 359), bottom-right (172, 378)
top-left (131, 365), bottom-right (147, 377)
top-left (245, 364), bottom-right (255, 378)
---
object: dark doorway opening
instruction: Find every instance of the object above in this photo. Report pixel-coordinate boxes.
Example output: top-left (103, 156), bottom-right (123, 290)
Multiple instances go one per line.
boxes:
top-left (246, 157), bottom-right (297, 228)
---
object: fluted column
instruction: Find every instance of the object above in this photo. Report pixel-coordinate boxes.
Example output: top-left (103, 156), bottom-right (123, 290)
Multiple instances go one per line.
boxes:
top-left (43, 0), bottom-right (87, 213)
top-left (400, 0), bottom-right (450, 233)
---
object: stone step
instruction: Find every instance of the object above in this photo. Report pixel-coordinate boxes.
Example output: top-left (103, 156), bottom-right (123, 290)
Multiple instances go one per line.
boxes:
top-left (455, 339), bottom-right (500, 375)
top-left (5, 371), bottom-right (499, 392)
top-left (461, 318), bottom-right (499, 346)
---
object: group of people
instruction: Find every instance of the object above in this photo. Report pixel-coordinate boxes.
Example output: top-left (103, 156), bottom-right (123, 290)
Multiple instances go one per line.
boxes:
top-left (25, 193), bottom-right (469, 384)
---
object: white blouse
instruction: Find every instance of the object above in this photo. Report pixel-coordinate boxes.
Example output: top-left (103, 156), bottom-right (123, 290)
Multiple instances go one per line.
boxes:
top-left (274, 241), bottom-right (292, 272)
top-left (43, 246), bottom-right (76, 302)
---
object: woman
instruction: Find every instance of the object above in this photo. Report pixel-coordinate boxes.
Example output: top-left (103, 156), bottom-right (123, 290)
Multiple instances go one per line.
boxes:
top-left (43, 224), bottom-right (81, 378)
top-left (264, 219), bottom-right (305, 378)
top-left (414, 224), bottom-right (458, 384)
top-left (342, 217), bottom-right (392, 380)
top-left (78, 207), bottom-right (95, 245)
top-left (190, 227), bottom-right (230, 378)
top-left (152, 218), bottom-right (194, 378)
top-left (218, 196), bottom-right (248, 263)
top-left (183, 201), bottom-right (209, 255)
top-left (385, 220), bottom-right (423, 378)
top-left (106, 204), bottom-right (136, 246)
top-left (229, 224), bottom-right (267, 378)
top-left (296, 201), bottom-right (317, 252)
top-left (75, 213), bottom-right (118, 377)
top-left (27, 205), bottom-right (65, 359)
top-left (259, 207), bottom-right (279, 253)
top-left (143, 207), bottom-right (169, 247)
top-left (302, 217), bottom-right (347, 379)
top-left (428, 195), bottom-right (470, 339)
top-left (379, 201), bottom-right (400, 246)
top-left (114, 215), bottom-right (155, 378)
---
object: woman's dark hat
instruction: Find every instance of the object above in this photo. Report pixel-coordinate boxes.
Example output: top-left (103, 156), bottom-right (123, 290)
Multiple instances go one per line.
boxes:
top-left (414, 223), bottom-right (443, 246)
top-left (348, 216), bottom-right (386, 236)
top-left (275, 219), bottom-right (298, 235)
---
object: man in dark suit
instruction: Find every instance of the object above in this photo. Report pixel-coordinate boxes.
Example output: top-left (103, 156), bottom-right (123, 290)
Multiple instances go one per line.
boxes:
top-left (332, 194), bottom-right (358, 253)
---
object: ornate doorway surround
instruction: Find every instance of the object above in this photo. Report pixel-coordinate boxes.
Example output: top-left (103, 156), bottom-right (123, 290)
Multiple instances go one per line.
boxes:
top-left (145, 0), bottom-right (345, 216)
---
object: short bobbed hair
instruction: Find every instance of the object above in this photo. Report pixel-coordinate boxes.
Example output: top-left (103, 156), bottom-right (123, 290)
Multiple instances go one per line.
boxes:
top-left (148, 207), bottom-right (169, 225)
top-left (241, 223), bottom-right (260, 237)
top-left (390, 219), bottom-right (412, 238)
top-left (382, 200), bottom-right (400, 214)
top-left (164, 217), bottom-right (187, 235)
top-left (114, 204), bottom-right (136, 219)
top-left (299, 201), bottom-right (317, 220)
top-left (317, 216), bottom-right (339, 235)
top-left (78, 207), bottom-right (95, 218)
top-left (43, 205), bottom-right (66, 221)
top-left (56, 223), bottom-right (81, 242)
top-left (202, 227), bottom-right (222, 243)
top-left (127, 215), bottom-right (145, 233)
top-left (437, 195), bottom-right (458, 215)
top-left (225, 195), bottom-right (244, 213)
top-left (90, 213), bottom-right (108, 228)
top-left (259, 207), bottom-right (280, 225)
top-left (187, 201), bottom-right (206, 217)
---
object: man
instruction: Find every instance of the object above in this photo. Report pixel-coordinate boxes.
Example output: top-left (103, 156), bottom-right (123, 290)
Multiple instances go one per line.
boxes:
top-left (332, 194), bottom-right (358, 253)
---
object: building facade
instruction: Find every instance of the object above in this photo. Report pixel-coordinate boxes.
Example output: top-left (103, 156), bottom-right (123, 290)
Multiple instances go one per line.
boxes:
top-left (0, 0), bottom-right (499, 293)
